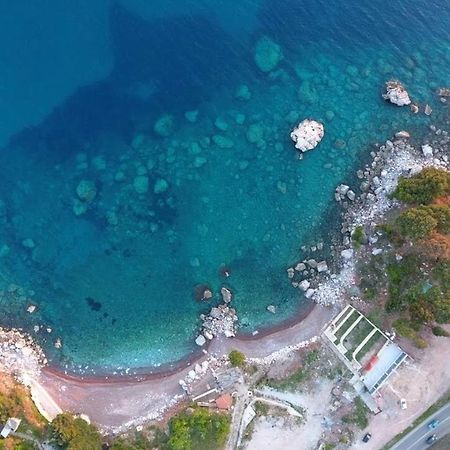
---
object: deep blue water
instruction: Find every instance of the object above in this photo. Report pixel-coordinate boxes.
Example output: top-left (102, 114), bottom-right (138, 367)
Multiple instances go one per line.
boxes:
top-left (0, 0), bottom-right (449, 374)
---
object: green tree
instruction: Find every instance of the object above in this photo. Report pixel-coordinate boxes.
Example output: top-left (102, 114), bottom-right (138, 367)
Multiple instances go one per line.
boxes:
top-left (51, 413), bottom-right (102, 450)
top-left (228, 350), bottom-right (246, 367)
top-left (393, 167), bottom-right (450, 204)
top-left (167, 408), bottom-right (230, 450)
top-left (396, 208), bottom-right (438, 240)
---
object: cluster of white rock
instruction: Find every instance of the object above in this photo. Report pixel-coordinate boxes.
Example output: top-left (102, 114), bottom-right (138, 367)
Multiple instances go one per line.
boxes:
top-left (382, 80), bottom-right (411, 106)
top-left (0, 327), bottom-right (46, 385)
top-left (197, 304), bottom-right (238, 346)
top-left (290, 119), bottom-right (324, 152)
top-left (195, 286), bottom-right (237, 346)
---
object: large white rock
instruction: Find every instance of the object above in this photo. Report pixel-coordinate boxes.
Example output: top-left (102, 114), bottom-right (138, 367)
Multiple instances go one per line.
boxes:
top-left (421, 144), bottom-right (433, 158)
top-left (290, 119), bottom-right (324, 152)
top-left (382, 80), bottom-right (411, 106)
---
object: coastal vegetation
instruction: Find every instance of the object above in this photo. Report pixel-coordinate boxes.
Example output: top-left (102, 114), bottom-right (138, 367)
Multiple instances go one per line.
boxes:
top-left (51, 413), bottom-right (102, 450)
top-left (0, 375), bottom-right (47, 449)
top-left (228, 350), bottom-right (246, 368)
top-left (166, 407), bottom-right (230, 450)
top-left (356, 167), bottom-right (450, 348)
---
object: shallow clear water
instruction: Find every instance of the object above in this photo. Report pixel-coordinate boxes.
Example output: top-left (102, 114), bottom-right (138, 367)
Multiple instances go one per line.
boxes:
top-left (0, 0), bottom-right (449, 374)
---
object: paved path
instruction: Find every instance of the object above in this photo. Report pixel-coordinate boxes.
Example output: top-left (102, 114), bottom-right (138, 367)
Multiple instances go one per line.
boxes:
top-left (390, 402), bottom-right (450, 450)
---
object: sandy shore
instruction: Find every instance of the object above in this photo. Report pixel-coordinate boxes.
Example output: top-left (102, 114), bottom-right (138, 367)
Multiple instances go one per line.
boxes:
top-left (37, 303), bottom-right (335, 432)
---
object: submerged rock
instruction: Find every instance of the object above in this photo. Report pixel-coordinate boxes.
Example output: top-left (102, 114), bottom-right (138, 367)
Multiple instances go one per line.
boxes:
top-left (184, 110), bottom-right (199, 123)
top-left (382, 80), bottom-right (411, 106)
top-left (254, 35), bottom-right (283, 73)
top-left (290, 119), bottom-right (324, 152)
top-left (212, 135), bottom-right (234, 149)
top-left (153, 114), bottom-right (175, 137)
top-left (266, 305), bottom-right (277, 314)
top-left (133, 175), bottom-right (149, 194)
top-left (235, 84), bottom-right (251, 101)
top-left (246, 123), bottom-right (264, 144)
top-left (154, 178), bottom-right (169, 194)
top-left (424, 104), bottom-right (432, 116)
top-left (76, 180), bottom-right (97, 202)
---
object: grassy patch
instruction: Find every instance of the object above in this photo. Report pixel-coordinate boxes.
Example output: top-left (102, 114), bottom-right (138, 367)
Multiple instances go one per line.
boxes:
top-left (264, 349), bottom-right (320, 391)
top-left (334, 310), bottom-right (360, 341)
top-left (342, 397), bottom-right (369, 429)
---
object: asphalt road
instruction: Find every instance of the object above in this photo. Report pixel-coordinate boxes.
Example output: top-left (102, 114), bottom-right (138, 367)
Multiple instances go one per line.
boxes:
top-left (390, 402), bottom-right (450, 450)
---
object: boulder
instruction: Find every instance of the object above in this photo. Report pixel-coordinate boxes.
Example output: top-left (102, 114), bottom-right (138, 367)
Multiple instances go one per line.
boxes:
top-left (341, 249), bottom-right (354, 260)
top-left (235, 84), bottom-right (251, 101)
top-left (347, 190), bottom-right (356, 201)
top-left (382, 80), bottom-right (411, 106)
top-left (295, 262), bottom-right (306, 272)
top-left (246, 123), bottom-right (264, 143)
top-left (299, 280), bottom-right (310, 291)
top-left (221, 287), bottom-right (232, 303)
top-left (287, 268), bottom-right (295, 279)
top-left (424, 104), bottom-right (432, 116)
top-left (195, 335), bottom-right (207, 346)
top-left (267, 305), bottom-right (277, 314)
top-left (438, 88), bottom-right (450, 97)
top-left (184, 110), bottom-right (199, 123)
top-left (317, 261), bottom-right (328, 273)
top-left (290, 119), bottom-right (324, 152)
top-left (212, 135), bottom-right (234, 149)
top-left (305, 288), bottom-right (315, 299)
top-left (154, 114), bottom-right (175, 137)
top-left (154, 178), bottom-right (169, 194)
top-left (76, 180), bottom-right (97, 202)
top-left (254, 36), bottom-right (283, 73)
top-left (421, 144), bottom-right (433, 157)
top-left (395, 131), bottom-right (410, 139)
top-left (133, 175), bottom-right (149, 194)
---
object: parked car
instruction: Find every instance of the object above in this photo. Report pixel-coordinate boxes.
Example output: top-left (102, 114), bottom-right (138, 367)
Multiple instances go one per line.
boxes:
top-left (426, 434), bottom-right (437, 445)
top-left (362, 433), bottom-right (372, 443)
top-left (428, 419), bottom-right (440, 430)
top-left (400, 398), bottom-right (407, 410)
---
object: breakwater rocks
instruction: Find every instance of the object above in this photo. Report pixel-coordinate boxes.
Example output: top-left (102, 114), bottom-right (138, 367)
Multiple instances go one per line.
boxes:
top-left (196, 288), bottom-right (238, 346)
top-left (0, 327), bottom-right (46, 384)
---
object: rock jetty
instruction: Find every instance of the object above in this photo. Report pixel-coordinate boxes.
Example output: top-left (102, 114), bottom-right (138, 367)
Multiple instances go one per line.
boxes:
top-left (382, 80), bottom-right (411, 106)
top-left (290, 119), bottom-right (324, 152)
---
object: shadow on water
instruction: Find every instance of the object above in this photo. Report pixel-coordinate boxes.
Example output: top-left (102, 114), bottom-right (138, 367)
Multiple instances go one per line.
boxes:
top-left (5, 2), bottom-right (246, 161)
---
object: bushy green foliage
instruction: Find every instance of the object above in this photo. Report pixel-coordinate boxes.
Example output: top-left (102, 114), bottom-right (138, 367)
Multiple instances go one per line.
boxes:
top-left (342, 397), bottom-right (369, 429)
top-left (393, 167), bottom-right (450, 205)
top-left (432, 326), bottom-right (450, 337)
top-left (396, 208), bottom-right (438, 240)
top-left (228, 350), bottom-right (246, 367)
top-left (393, 319), bottom-right (418, 339)
top-left (385, 255), bottom-right (421, 311)
top-left (51, 413), bottom-right (102, 450)
top-left (352, 226), bottom-right (366, 249)
top-left (167, 408), bottom-right (230, 450)
top-left (0, 391), bottom-right (22, 423)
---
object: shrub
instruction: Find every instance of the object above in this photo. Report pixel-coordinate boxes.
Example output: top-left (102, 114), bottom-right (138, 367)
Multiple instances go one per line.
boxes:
top-left (432, 326), bottom-right (450, 337)
top-left (412, 336), bottom-right (428, 349)
top-left (393, 167), bottom-right (450, 205)
top-left (352, 226), bottom-right (366, 249)
top-left (393, 319), bottom-right (418, 339)
top-left (228, 350), bottom-right (246, 367)
top-left (167, 407), bottom-right (230, 450)
top-left (51, 413), bottom-right (102, 450)
top-left (396, 208), bottom-right (437, 241)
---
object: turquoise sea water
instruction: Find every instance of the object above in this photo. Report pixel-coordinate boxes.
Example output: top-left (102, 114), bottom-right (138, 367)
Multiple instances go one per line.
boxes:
top-left (0, 0), bottom-right (449, 375)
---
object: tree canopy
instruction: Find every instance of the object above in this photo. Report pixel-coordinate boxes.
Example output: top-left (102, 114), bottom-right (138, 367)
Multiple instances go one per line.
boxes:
top-left (393, 167), bottom-right (450, 204)
top-left (51, 413), bottom-right (102, 450)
